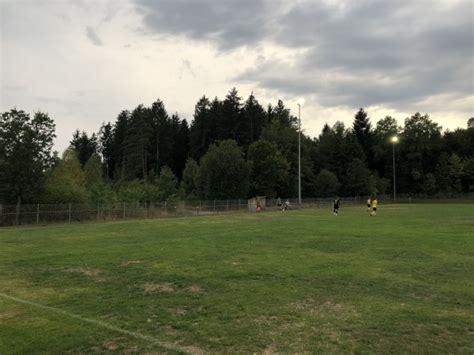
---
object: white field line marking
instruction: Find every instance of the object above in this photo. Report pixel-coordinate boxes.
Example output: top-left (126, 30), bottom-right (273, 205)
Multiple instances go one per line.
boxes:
top-left (0, 292), bottom-right (191, 354)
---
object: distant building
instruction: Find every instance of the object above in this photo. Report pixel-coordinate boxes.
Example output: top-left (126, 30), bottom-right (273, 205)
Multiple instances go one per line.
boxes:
top-left (469, 117), bottom-right (474, 129)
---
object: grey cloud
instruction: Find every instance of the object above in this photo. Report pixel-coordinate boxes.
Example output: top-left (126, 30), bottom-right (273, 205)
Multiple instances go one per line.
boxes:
top-left (238, 1), bottom-right (472, 110)
top-left (133, 0), bottom-right (472, 110)
top-left (86, 26), bottom-right (103, 46)
top-left (134, 0), bottom-right (274, 50)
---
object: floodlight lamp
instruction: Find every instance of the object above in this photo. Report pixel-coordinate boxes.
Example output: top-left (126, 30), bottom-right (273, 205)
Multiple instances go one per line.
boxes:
top-left (391, 136), bottom-right (399, 143)
top-left (297, 97), bottom-right (305, 106)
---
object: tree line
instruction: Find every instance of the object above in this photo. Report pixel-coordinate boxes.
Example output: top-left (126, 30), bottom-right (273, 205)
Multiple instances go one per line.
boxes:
top-left (1, 88), bottom-right (473, 205)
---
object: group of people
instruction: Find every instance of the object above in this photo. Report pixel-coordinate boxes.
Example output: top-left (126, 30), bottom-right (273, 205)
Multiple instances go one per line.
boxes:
top-left (367, 197), bottom-right (378, 216)
top-left (276, 196), bottom-right (379, 215)
top-left (333, 196), bottom-right (378, 216)
top-left (277, 197), bottom-right (291, 211)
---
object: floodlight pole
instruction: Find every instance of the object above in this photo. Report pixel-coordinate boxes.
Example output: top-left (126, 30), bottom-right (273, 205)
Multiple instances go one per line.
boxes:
top-left (298, 103), bottom-right (301, 206)
top-left (392, 141), bottom-right (397, 202)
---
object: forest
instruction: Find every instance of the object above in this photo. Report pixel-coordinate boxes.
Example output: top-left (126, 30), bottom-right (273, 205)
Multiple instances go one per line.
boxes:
top-left (1, 88), bottom-right (473, 205)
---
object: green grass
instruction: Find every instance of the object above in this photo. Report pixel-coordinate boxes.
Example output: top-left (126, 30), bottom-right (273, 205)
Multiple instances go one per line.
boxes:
top-left (0, 204), bottom-right (473, 353)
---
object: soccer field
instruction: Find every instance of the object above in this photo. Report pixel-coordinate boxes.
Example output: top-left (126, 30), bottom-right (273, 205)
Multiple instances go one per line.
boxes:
top-left (0, 203), bottom-right (473, 353)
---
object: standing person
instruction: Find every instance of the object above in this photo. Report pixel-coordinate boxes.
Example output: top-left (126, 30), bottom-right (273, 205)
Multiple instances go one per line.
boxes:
top-left (370, 197), bottom-right (378, 216)
top-left (333, 197), bottom-right (341, 215)
top-left (367, 197), bottom-right (371, 212)
top-left (277, 197), bottom-right (282, 210)
top-left (283, 199), bottom-right (291, 211)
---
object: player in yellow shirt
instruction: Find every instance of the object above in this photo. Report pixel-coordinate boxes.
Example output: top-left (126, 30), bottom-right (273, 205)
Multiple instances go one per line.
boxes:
top-left (370, 198), bottom-right (378, 216)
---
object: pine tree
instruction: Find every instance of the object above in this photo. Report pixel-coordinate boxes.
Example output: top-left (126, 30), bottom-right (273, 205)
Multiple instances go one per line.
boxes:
top-left (111, 110), bottom-right (130, 180)
top-left (150, 99), bottom-right (170, 175)
top-left (352, 108), bottom-right (373, 167)
top-left (98, 122), bottom-right (114, 179)
top-left (238, 93), bottom-right (266, 148)
top-left (70, 130), bottom-right (98, 166)
top-left (123, 105), bottom-right (153, 180)
top-left (190, 96), bottom-right (212, 160)
top-left (220, 88), bottom-right (242, 141)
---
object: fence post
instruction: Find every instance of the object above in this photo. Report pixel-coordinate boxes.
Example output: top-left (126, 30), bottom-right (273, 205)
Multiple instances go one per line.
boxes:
top-left (238, 199), bottom-right (241, 210)
top-left (36, 204), bottom-right (40, 224)
top-left (199, 200), bottom-right (201, 215)
top-left (68, 203), bottom-right (72, 223)
top-left (227, 200), bottom-right (229, 212)
top-left (122, 202), bottom-right (126, 219)
top-left (97, 204), bottom-right (100, 223)
top-left (214, 200), bottom-right (216, 213)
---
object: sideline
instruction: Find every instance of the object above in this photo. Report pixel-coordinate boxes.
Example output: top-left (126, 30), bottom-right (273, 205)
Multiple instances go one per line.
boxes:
top-left (0, 292), bottom-right (190, 353)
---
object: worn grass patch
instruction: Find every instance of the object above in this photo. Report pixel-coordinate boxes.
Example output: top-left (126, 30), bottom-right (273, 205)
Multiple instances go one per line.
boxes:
top-left (0, 203), bottom-right (473, 353)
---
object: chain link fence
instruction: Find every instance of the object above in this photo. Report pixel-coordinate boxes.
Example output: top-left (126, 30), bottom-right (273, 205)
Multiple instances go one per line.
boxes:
top-left (0, 193), bottom-right (472, 227)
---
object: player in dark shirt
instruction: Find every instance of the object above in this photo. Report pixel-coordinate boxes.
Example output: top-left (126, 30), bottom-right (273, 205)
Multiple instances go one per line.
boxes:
top-left (333, 197), bottom-right (341, 215)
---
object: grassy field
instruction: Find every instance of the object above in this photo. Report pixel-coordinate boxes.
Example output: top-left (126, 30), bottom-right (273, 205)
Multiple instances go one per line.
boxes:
top-left (0, 203), bottom-right (473, 353)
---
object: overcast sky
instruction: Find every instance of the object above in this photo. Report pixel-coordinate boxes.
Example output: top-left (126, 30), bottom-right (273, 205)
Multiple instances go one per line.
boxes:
top-left (1, 0), bottom-right (473, 152)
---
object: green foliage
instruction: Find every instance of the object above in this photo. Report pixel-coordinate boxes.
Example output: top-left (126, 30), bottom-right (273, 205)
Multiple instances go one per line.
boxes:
top-left (199, 140), bottom-right (251, 199)
top-left (447, 153), bottom-right (464, 193)
top-left (117, 180), bottom-right (146, 203)
top-left (156, 166), bottom-right (178, 201)
top-left (83, 154), bottom-right (103, 187)
top-left (123, 105), bottom-right (153, 179)
top-left (238, 93), bottom-right (266, 147)
top-left (0, 109), bottom-right (56, 203)
top-left (399, 113), bottom-right (442, 193)
top-left (373, 175), bottom-right (391, 195)
top-left (343, 159), bottom-right (371, 196)
top-left (190, 96), bottom-right (213, 160)
top-left (314, 169), bottom-right (340, 197)
top-left (248, 139), bottom-right (289, 197)
top-left (181, 158), bottom-right (200, 198)
top-left (423, 173), bottom-right (437, 195)
top-left (98, 122), bottom-right (114, 179)
top-left (44, 149), bottom-right (88, 203)
top-left (70, 129), bottom-right (98, 166)
top-left (89, 183), bottom-right (118, 206)
top-left (220, 88), bottom-right (242, 141)
top-left (3, 95), bottom-right (474, 202)
top-left (352, 108), bottom-right (373, 167)
top-left (463, 157), bottom-right (474, 192)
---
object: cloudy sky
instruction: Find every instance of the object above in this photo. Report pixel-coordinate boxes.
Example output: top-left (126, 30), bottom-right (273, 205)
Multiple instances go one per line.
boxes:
top-left (1, 0), bottom-right (473, 152)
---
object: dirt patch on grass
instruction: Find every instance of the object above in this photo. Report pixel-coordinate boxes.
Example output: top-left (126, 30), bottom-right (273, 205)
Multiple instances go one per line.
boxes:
top-left (121, 260), bottom-right (142, 266)
top-left (63, 267), bottom-right (103, 280)
top-left (290, 299), bottom-right (355, 320)
top-left (262, 344), bottom-right (278, 354)
top-left (162, 325), bottom-right (178, 336)
top-left (102, 338), bottom-right (120, 351)
top-left (179, 344), bottom-right (206, 354)
top-left (187, 284), bottom-right (203, 293)
top-left (143, 282), bottom-right (175, 293)
top-left (168, 307), bottom-right (187, 316)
